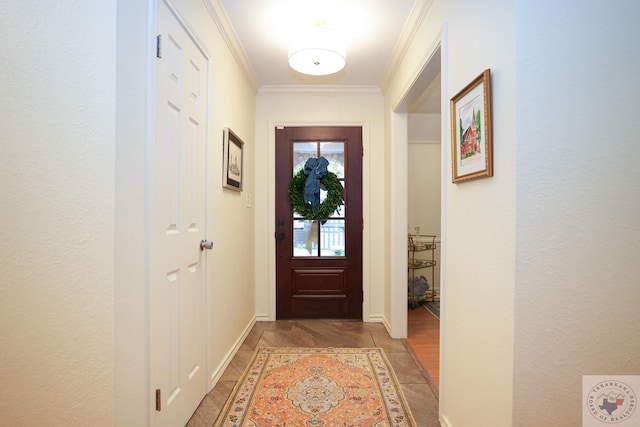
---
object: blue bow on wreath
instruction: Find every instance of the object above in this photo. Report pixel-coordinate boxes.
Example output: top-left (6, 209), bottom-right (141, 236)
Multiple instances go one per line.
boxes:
top-left (303, 156), bottom-right (329, 212)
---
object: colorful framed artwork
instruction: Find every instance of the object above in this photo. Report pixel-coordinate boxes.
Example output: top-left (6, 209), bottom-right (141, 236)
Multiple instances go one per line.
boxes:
top-left (450, 69), bottom-right (493, 183)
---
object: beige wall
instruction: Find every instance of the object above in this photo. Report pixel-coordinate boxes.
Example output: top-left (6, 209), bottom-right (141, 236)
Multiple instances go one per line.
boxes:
top-left (407, 142), bottom-right (440, 237)
top-left (407, 113), bottom-right (441, 238)
top-left (384, 0), bottom-right (516, 425)
top-left (407, 112), bottom-right (441, 291)
top-left (115, 1), bottom-right (149, 424)
top-left (407, 141), bottom-right (442, 291)
top-left (254, 90), bottom-right (386, 324)
top-left (513, 2), bottom-right (640, 425)
top-left (1, 0), bottom-right (257, 425)
top-left (386, 0), bottom-right (640, 426)
top-left (0, 1), bottom-right (117, 425)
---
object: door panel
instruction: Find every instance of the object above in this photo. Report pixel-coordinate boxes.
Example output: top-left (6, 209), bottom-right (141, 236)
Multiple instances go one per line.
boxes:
top-left (275, 126), bottom-right (363, 319)
top-left (150, 2), bottom-right (208, 426)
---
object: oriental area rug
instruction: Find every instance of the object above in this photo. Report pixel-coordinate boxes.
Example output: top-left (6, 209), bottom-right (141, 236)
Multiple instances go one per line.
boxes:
top-left (213, 347), bottom-right (417, 427)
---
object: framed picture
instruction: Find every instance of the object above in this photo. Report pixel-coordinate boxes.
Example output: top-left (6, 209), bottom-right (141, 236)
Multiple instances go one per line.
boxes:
top-left (450, 69), bottom-right (493, 183)
top-left (222, 127), bottom-right (244, 191)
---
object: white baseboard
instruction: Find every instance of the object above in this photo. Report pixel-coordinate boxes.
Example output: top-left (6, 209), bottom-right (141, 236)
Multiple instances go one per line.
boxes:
top-left (440, 414), bottom-right (452, 427)
top-left (367, 314), bottom-right (385, 323)
top-left (208, 316), bottom-right (256, 390)
top-left (368, 314), bottom-right (392, 336)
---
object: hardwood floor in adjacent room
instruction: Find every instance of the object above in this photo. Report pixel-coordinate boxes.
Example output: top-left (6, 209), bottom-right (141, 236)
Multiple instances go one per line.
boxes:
top-left (406, 304), bottom-right (440, 398)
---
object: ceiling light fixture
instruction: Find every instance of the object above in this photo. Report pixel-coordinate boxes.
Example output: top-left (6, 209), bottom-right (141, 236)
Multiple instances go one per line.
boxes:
top-left (288, 24), bottom-right (346, 76)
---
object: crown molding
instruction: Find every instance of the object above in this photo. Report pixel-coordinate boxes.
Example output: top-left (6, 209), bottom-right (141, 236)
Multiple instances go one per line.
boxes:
top-left (380, 0), bottom-right (434, 91)
top-left (205, 0), bottom-right (431, 95)
top-left (204, 0), bottom-right (259, 92)
top-left (257, 85), bottom-right (382, 95)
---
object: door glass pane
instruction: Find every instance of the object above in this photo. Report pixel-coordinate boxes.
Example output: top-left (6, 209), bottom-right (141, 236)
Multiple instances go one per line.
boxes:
top-left (293, 219), bottom-right (316, 256)
top-left (292, 140), bottom-right (346, 258)
top-left (320, 219), bottom-right (345, 256)
top-left (320, 142), bottom-right (344, 178)
top-left (293, 219), bottom-right (345, 257)
top-left (293, 142), bottom-right (317, 173)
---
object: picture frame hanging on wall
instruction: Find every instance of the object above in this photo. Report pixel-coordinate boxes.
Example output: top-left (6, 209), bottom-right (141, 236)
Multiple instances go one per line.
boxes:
top-left (450, 69), bottom-right (493, 183)
top-left (222, 127), bottom-right (244, 191)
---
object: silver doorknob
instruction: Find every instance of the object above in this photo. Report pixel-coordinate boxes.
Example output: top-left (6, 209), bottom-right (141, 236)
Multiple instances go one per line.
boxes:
top-left (200, 240), bottom-right (214, 251)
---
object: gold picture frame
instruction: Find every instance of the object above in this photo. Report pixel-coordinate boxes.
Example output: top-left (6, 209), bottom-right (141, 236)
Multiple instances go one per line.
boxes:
top-left (450, 69), bottom-right (493, 183)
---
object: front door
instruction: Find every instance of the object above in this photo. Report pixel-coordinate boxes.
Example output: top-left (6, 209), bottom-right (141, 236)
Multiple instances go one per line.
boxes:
top-left (275, 126), bottom-right (363, 319)
top-left (150, 2), bottom-right (208, 426)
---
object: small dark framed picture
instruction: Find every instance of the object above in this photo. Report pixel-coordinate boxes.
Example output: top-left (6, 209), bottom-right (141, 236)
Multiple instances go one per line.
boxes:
top-left (222, 127), bottom-right (244, 191)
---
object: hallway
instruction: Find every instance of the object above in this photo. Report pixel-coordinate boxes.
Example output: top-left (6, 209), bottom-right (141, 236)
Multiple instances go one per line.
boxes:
top-left (187, 320), bottom-right (440, 426)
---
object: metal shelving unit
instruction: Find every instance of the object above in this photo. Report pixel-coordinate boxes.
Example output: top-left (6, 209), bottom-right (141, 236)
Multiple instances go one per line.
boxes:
top-left (408, 232), bottom-right (437, 308)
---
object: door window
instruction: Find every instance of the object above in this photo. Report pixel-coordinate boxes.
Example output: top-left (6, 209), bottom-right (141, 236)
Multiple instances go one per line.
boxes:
top-left (292, 141), bottom-right (345, 257)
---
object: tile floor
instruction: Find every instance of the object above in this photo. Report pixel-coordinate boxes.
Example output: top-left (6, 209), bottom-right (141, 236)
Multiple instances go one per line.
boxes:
top-left (186, 320), bottom-right (440, 426)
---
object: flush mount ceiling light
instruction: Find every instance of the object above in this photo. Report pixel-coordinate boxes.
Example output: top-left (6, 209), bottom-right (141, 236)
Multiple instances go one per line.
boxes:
top-left (288, 24), bottom-right (346, 76)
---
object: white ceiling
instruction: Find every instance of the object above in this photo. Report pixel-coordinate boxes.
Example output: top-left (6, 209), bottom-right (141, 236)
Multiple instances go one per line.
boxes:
top-left (216, 0), bottom-right (440, 113)
top-left (219, 0), bottom-right (414, 87)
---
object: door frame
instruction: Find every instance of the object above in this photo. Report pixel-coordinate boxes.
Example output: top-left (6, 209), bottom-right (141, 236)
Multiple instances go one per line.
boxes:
top-left (391, 26), bottom-right (447, 418)
top-left (390, 32), bottom-right (446, 335)
top-left (391, 36), bottom-right (449, 338)
top-left (263, 121), bottom-right (372, 322)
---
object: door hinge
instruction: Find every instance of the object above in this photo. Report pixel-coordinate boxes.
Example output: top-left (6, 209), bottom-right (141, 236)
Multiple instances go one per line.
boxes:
top-left (155, 389), bottom-right (161, 411)
top-left (156, 35), bottom-right (162, 58)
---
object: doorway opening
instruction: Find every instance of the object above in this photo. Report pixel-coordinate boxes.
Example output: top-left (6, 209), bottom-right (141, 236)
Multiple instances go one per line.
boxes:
top-left (395, 44), bottom-right (443, 394)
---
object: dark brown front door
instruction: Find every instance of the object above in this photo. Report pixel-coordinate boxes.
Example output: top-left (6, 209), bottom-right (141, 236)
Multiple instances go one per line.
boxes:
top-left (275, 126), bottom-right (363, 319)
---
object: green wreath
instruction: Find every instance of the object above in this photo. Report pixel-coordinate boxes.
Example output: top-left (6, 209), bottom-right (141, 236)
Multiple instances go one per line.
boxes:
top-left (288, 169), bottom-right (344, 221)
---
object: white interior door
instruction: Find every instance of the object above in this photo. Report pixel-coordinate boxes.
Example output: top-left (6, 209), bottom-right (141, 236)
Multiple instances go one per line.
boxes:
top-left (150, 2), bottom-right (208, 426)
